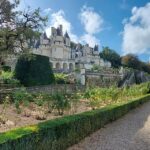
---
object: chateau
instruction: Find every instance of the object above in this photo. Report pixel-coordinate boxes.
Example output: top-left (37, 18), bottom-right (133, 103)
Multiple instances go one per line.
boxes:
top-left (32, 25), bottom-right (111, 72)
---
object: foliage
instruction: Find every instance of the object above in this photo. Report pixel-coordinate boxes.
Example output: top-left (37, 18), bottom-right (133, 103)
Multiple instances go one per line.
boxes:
top-left (121, 54), bottom-right (150, 74)
top-left (46, 95), bottom-right (55, 113)
top-left (54, 73), bottom-right (68, 84)
top-left (141, 62), bottom-right (150, 74)
top-left (121, 54), bottom-right (141, 70)
top-left (91, 64), bottom-right (102, 71)
top-left (84, 82), bottom-right (150, 109)
top-left (51, 92), bottom-right (71, 115)
top-left (14, 54), bottom-right (55, 86)
top-left (0, 0), bottom-right (47, 55)
top-left (32, 91), bottom-right (76, 115)
top-left (0, 71), bottom-right (20, 86)
top-left (0, 95), bottom-right (10, 118)
top-left (0, 95), bottom-right (149, 150)
top-left (0, 71), bottom-right (13, 80)
top-left (12, 88), bottom-right (32, 113)
top-left (33, 93), bottom-right (45, 106)
top-left (84, 88), bottom-right (103, 109)
top-left (1, 66), bottom-right (11, 72)
top-left (100, 47), bottom-right (121, 68)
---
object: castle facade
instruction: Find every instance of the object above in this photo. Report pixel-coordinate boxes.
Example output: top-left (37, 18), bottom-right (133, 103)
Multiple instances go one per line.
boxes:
top-left (29, 25), bottom-right (111, 72)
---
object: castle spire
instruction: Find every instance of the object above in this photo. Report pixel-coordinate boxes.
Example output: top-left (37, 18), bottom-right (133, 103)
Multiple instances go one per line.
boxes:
top-left (94, 45), bottom-right (99, 51)
top-left (43, 32), bottom-right (48, 39)
top-left (64, 31), bottom-right (70, 39)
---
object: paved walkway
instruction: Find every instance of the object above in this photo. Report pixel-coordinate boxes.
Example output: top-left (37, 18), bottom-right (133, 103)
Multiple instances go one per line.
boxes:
top-left (68, 101), bottom-right (150, 150)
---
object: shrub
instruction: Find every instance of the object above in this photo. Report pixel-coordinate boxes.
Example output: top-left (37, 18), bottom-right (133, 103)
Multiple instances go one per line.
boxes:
top-left (54, 73), bottom-right (68, 84)
top-left (84, 87), bottom-right (113, 108)
top-left (0, 71), bottom-right (13, 81)
top-left (33, 93), bottom-right (45, 106)
top-left (12, 88), bottom-right (32, 113)
top-left (51, 92), bottom-right (71, 115)
top-left (0, 71), bottom-right (20, 86)
top-left (45, 95), bottom-right (55, 113)
top-left (14, 54), bottom-right (55, 86)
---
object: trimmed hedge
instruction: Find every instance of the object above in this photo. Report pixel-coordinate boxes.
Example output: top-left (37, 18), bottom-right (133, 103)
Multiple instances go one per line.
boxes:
top-left (15, 54), bottom-right (55, 86)
top-left (0, 95), bottom-right (150, 150)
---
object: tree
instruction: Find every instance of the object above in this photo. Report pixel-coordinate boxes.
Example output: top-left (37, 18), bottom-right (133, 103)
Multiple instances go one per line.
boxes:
top-left (100, 47), bottom-right (121, 68)
top-left (121, 54), bottom-right (142, 70)
top-left (15, 54), bottom-right (55, 86)
top-left (139, 61), bottom-right (150, 74)
top-left (121, 54), bottom-right (150, 74)
top-left (0, 0), bottom-right (47, 68)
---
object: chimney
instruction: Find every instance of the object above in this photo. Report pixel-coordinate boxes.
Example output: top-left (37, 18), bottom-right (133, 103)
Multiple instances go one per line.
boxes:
top-left (59, 25), bottom-right (63, 36)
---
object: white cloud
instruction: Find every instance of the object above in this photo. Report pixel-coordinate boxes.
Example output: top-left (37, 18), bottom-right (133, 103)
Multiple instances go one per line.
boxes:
top-left (45, 6), bottom-right (103, 48)
top-left (78, 5), bottom-right (103, 47)
top-left (79, 5), bottom-right (103, 34)
top-left (43, 8), bottom-right (52, 14)
top-left (45, 10), bottom-right (78, 42)
top-left (122, 18), bottom-right (128, 25)
top-left (122, 3), bottom-right (150, 55)
top-left (80, 34), bottom-right (100, 47)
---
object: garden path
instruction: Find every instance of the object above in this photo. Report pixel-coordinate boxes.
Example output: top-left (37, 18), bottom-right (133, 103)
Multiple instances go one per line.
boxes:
top-left (68, 101), bottom-right (150, 150)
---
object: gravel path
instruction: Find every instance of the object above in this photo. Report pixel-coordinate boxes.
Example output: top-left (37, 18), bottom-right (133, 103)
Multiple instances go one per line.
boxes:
top-left (68, 101), bottom-right (150, 150)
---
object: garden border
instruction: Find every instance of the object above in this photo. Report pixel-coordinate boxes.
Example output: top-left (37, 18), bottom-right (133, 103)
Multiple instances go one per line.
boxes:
top-left (0, 95), bottom-right (150, 150)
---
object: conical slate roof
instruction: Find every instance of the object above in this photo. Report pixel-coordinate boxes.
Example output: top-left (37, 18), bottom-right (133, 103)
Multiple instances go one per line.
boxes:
top-left (43, 32), bottom-right (49, 39)
top-left (64, 31), bottom-right (70, 39)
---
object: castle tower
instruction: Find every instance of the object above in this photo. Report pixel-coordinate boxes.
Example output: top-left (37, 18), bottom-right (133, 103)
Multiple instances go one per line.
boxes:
top-left (51, 27), bottom-right (57, 36)
top-left (64, 31), bottom-right (70, 47)
top-left (93, 45), bottom-right (99, 55)
top-left (59, 25), bottom-right (63, 36)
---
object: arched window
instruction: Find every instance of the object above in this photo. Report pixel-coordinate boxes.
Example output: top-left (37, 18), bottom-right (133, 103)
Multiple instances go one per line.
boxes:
top-left (63, 63), bottom-right (68, 71)
top-left (56, 62), bottom-right (61, 70)
top-left (69, 63), bottom-right (74, 71)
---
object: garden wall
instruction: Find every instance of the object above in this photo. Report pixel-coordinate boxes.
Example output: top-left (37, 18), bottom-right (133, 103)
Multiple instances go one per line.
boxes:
top-left (85, 72), bottom-right (122, 87)
top-left (0, 84), bottom-right (85, 102)
top-left (26, 84), bottom-right (84, 93)
top-left (0, 95), bottom-right (149, 150)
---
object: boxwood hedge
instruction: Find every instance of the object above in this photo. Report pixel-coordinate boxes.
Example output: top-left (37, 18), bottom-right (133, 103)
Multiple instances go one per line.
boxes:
top-left (15, 54), bottom-right (55, 86)
top-left (0, 95), bottom-right (150, 150)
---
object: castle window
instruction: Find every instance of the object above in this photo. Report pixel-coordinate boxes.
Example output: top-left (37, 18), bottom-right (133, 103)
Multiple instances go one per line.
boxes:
top-left (63, 63), bottom-right (68, 71)
top-left (69, 63), bottom-right (74, 71)
top-left (56, 62), bottom-right (61, 70)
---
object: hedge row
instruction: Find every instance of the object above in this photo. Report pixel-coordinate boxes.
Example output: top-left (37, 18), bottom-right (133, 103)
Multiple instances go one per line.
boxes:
top-left (0, 95), bottom-right (150, 150)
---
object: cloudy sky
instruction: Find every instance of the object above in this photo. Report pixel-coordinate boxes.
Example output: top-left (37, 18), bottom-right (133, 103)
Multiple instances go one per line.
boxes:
top-left (19, 0), bottom-right (150, 61)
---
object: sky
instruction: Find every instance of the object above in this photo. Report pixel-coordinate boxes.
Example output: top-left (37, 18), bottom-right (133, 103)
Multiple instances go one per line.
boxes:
top-left (18, 0), bottom-right (150, 62)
